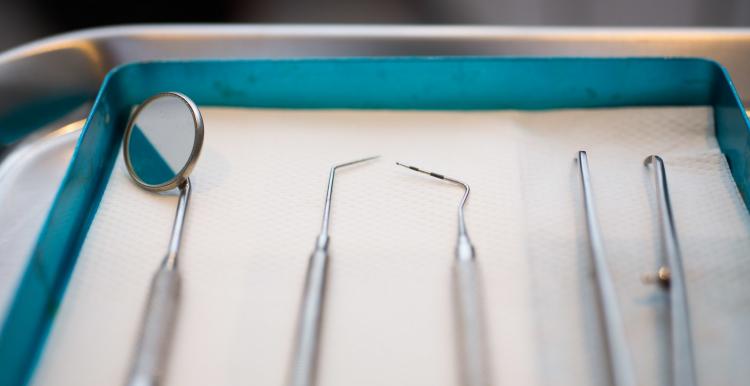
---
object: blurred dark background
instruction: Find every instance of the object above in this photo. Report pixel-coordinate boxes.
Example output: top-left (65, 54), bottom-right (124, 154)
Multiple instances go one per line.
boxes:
top-left (1, 0), bottom-right (749, 51)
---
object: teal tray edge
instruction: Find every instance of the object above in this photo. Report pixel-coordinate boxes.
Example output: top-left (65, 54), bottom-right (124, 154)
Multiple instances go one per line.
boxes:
top-left (1, 56), bottom-right (749, 386)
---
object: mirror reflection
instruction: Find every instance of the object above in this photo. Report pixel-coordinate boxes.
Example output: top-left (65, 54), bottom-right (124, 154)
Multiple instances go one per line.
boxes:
top-left (127, 94), bottom-right (197, 187)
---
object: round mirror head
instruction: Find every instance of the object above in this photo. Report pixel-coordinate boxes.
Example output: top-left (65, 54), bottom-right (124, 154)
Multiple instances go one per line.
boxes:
top-left (124, 92), bottom-right (204, 191)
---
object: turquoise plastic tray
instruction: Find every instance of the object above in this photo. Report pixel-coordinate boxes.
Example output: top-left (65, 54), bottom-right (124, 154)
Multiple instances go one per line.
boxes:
top-left (1, 57), bottom-right (749, 386)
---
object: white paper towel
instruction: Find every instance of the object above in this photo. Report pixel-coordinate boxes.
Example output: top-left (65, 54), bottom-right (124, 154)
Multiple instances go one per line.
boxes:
top-left (30, 106), bottom-right (750, 386)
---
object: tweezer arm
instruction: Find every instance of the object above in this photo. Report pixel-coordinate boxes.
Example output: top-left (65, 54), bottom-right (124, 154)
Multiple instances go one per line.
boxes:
top-left (288, 236), bottom-right (329, 386)
top-left (577, 151), bottom-right (637, 386)
top-left (454, 235), bottom-right (491, 386)
top-left (645, 155), bottom-right (697, 386)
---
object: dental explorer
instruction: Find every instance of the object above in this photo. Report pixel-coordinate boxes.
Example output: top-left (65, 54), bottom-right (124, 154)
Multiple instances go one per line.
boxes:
top-left (288, 156), bottom-right (379, 386)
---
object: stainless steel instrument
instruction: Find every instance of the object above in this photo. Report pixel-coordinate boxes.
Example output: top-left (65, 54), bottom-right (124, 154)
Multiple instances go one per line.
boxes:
top-left (288, 156), bottom-right (378, 386)
top-left (122, 92), bottom-right (204, 386)
top-left (396, 162), bottom-right (490, 386)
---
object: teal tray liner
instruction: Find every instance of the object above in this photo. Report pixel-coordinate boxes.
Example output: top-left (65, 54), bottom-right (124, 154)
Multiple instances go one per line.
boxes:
top-left (1, 57), bottom-right (749, 386)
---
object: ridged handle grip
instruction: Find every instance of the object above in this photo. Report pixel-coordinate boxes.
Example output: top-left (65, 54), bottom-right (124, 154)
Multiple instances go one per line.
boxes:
top-left (126, 267), bottom-right (181, 386)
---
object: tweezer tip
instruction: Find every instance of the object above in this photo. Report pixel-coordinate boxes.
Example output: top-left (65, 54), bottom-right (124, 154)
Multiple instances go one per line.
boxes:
top-left (644, 154), bottom-right (662, 166)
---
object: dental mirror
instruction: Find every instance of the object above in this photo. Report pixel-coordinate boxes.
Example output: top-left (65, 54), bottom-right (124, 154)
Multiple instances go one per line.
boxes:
top-left (124, 92), bottom-right (203, 191)
top-left (122, 92), bottom-right (203, 386)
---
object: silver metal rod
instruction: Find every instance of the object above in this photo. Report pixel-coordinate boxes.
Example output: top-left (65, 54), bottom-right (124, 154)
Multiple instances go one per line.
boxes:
top-left (395, 162), bottom-right (471, 238)
top-left (644, 155), bottom-right (697, 386)
top-left (396, 162), bottom-right (490, 386)
top-left (577, 151), bottom-right (637, 386)
top-left (289, 156), bottom-right (377, 386)
top-left (164, 178), bottom-right (191, 270)
top-left (320, 156), bottom-right (378, 240)
top-left (126, 179), bottom-right (190, 386)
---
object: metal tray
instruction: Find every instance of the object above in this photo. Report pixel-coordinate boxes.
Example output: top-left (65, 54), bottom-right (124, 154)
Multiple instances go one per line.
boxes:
top-left (0, 26), bottom-right (749, 382)
top-left (6, 55), bottom-right (750, 386)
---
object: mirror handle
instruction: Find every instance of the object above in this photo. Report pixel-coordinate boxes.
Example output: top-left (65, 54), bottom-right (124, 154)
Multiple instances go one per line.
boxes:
top-left (126, 266), bottom-right (181, 386)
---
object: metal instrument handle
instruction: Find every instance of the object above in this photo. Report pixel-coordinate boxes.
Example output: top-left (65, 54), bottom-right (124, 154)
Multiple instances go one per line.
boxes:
top-left (289, 248), bottom-right (329, 386)
top-left (126, 267), bottom-right (181, 386)
top-left (454, 258), bottom-right (491, 386)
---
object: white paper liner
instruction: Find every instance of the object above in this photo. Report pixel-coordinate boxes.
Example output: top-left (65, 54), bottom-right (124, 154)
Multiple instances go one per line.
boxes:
top-left (31, 106), bottom-right (750, 386)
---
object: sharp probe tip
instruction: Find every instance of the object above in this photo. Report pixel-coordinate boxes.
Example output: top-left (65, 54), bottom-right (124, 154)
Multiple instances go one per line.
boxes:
top-left (395, 161), bottom-right (423, 173)
top-left (356, 155), bottom-right (380, 163)
top-left (332, 155), bottom-right (380, 170)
